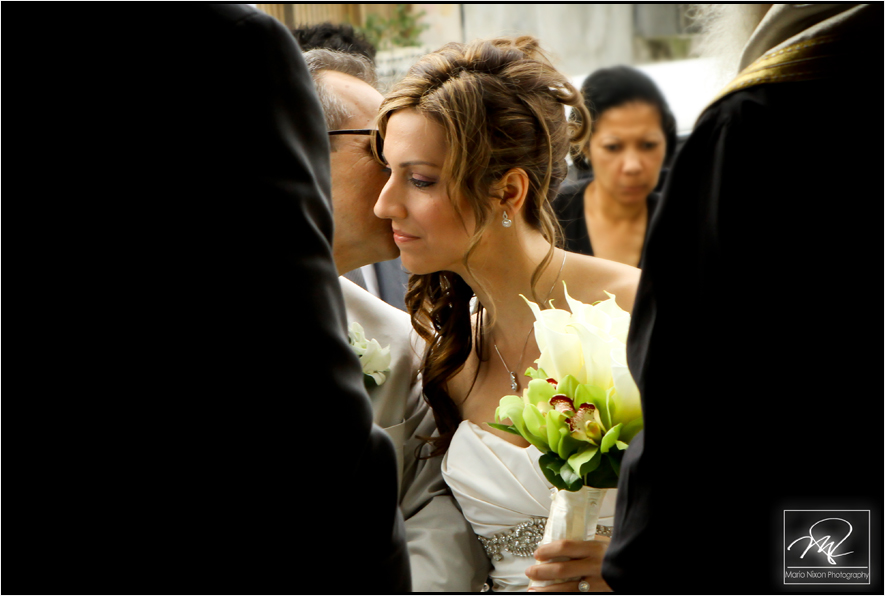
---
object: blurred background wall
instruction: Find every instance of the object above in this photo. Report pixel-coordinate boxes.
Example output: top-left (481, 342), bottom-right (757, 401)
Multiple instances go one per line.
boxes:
top-left (461, 4), bottom-right (633, 78)
top-left (258, 3), bottom-right (717, 134)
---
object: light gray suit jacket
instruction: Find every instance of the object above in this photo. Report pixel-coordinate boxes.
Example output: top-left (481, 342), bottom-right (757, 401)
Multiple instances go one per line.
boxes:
top-left (340, 278), bottom-right (490, 591)
top-left (373, 257), bottom-right (410, 312)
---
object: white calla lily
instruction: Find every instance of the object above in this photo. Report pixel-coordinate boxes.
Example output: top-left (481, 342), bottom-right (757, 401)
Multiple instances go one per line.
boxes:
top-left (570, 321), bottom-right (616, 390)
top-left (523, 296), bottom-right (584, 383)
top-left (596, 293), bottom-right (631, 343)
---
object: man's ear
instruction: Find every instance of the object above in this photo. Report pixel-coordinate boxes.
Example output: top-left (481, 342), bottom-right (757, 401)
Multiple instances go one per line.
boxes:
top-left (491, 168), bottom-right (530, 216)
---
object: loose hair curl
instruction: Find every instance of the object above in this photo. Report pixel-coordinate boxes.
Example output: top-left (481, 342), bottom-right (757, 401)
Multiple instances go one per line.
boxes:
top-left (377, 37), bottom-right (591, 456)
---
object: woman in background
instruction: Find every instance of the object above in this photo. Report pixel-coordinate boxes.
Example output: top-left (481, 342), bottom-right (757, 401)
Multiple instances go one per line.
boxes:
top-left (555, 66), bottom-right (676, 267)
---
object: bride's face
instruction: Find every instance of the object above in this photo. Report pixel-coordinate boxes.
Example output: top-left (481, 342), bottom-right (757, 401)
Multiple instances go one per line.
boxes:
top-left (374, 108), bottom-right (475, 276)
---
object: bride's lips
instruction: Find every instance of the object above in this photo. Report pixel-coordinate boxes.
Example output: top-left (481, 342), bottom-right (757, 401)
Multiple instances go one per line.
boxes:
top-left (392, 228), bottom-right (420, 244)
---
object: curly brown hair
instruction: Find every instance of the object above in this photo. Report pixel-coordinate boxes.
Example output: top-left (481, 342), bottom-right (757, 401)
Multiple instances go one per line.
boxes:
top-left (377, 36), bottom-right (590, 456)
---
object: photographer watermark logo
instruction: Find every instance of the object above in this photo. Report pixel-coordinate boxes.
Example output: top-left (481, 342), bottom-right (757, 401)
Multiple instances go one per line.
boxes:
top-left (784, 510), bottom-right (870, 585)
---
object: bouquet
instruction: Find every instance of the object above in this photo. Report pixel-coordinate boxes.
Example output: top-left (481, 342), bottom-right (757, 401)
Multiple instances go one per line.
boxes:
top-left (488, 284), bottom-right (643, 587)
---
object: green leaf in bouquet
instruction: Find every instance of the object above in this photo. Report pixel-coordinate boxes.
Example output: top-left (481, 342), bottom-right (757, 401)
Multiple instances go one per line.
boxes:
top-left (606, 387), bottom-right (618, 428)
top-left (567, 444), bottom-right (599, 477)
top-left (556, 375), bottom-right (580, 399)
top-left (522, 403), bottom-right (550, 452)
top-left (487, 423), bottom-right (522, 436)
top-left (496, 395), bottom-right (530, 440)
top-left (559, 460), bottom-right (584, 491)
top-left (526, 378), bottom-right (556, 406)
top-left (546, 409), bottom-right (564, 455)
top-left (604, 387), bottom-right (621, 429)
top-left (607, 448), bottom-right (625, 477)
top-left (581, 449), bottom-right (603, 476)
top-left (579, 446), bottom-right (602, 476)
top-left (539, 452), bottom-right (569, 491)
top-left (600, 423), bottom-right (622, 454)
top-left (619, 416), bottom-right (643, 444)
top-left (540, 452), bottom-right (564, 473)
top-left (524, 366), bottom-right (548, 381)
top-left (583, 453), bottom-right (620, 489)
top-left (556, 432), bottom-right (583, 460)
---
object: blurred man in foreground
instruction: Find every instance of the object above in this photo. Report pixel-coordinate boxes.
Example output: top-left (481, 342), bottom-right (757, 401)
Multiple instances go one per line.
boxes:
top-left (31, 4), bottom-right (412, 593)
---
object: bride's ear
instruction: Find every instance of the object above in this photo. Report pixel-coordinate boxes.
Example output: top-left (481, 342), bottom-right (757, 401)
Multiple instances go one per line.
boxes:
top-left (490, 168), bottom-right (530, 218)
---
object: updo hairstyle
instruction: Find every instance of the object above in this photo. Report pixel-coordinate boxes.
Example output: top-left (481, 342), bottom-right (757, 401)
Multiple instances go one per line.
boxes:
top-left (376, 36), bottom-right (591, 456)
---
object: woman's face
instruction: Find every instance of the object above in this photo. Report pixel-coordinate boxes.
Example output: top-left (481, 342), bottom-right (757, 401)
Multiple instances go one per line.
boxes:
top-left (586, 101), bottom-right (667, 205)
top-left (374, 108), bottom-right (475, 276)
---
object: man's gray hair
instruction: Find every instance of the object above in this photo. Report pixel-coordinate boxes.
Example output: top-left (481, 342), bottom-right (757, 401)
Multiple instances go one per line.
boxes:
top-left (303, 48), bottom-right (378, 131)
top-left (688, 4), bottom-right (769, 87)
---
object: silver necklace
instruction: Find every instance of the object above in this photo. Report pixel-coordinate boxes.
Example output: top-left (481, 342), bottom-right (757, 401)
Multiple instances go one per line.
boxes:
top-left (493, 251), bottom-right (567, 392)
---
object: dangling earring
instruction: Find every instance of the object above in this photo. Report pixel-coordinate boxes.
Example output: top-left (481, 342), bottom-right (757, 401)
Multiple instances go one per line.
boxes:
top-left (502, 211), bottom-right (513, 228)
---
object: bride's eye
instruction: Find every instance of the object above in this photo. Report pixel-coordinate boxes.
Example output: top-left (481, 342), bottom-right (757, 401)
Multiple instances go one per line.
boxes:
top-left (409, 175), bottom-right (436, 189)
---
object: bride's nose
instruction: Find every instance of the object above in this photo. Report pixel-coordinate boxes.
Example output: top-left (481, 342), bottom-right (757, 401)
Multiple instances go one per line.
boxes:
top-left (374, 177), bottom-right (405, 220)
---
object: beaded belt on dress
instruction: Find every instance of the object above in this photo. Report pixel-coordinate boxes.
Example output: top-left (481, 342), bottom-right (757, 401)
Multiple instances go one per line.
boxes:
top-left (477, 517), bottom-right (613, 561)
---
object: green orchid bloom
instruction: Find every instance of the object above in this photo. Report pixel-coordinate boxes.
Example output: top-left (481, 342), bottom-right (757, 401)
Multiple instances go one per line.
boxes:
top-left (568, 403), bottom-right (604, 443)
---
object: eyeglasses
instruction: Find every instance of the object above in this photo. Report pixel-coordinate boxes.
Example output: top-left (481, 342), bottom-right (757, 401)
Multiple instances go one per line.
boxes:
top-left (327, 129), bottom-right (385, 166)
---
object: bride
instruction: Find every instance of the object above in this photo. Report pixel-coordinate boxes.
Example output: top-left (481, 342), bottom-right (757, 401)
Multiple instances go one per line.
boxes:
top-left (373, 36), bottom-right (640, 592)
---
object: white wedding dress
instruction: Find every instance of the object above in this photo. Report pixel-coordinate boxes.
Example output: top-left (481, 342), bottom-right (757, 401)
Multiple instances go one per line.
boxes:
top-left (442, 419), bottom-right (617, 592)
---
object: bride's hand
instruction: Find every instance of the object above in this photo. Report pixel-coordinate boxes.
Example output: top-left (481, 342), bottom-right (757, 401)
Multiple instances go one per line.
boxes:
top-left (525, 536), bottom-right (613, 592)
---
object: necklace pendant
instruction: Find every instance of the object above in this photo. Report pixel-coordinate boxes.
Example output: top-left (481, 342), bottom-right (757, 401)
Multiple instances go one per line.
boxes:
top-left (509, 373), bottom-right (518, 392)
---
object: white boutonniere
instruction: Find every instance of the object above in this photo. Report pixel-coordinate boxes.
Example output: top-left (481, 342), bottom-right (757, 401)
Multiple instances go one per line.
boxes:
top-left (347, 321), bottom-right (392, 387)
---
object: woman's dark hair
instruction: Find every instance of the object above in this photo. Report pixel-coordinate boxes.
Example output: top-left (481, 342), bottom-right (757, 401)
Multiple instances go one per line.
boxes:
top-left (571, 65), bottom-right (677, 172)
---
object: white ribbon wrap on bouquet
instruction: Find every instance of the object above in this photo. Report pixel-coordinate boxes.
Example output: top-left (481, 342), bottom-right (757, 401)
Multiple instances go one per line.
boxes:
top-left (529, 485), bottom-right (607, 589)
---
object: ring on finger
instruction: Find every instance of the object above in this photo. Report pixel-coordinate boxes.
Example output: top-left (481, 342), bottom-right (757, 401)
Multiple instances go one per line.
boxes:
top-left (578, 579), bottom-right (591, 592)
